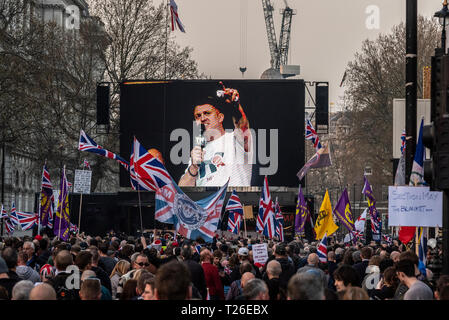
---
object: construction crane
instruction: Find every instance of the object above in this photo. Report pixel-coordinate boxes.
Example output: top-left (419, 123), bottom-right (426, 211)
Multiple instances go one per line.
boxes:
top-left (261, 0), bottom-right (297, 77)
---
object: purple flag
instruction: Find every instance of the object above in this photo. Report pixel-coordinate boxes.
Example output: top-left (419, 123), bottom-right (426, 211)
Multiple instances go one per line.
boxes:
top-left (53, 167), bottom-right (70, 241)
top-left (295, 186), bottom-right (309, 235)
top-left (362, 176), bottom-right (381, 242)
top-left (333, 188), bottom-right (356, 243)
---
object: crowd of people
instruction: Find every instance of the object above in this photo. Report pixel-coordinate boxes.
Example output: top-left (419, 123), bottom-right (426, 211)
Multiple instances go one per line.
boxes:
top-left (0, 230), bottom-right (448, 301)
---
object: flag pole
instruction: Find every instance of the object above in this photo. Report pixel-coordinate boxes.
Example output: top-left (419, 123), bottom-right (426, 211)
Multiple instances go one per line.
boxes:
top-left (77, 162), bottom-right (85, 235)
top-left (58, 165), bottom-right (65, 240)
top-left (37, 161), bottom-right (45, 235)
top-left (137, 187), bottom-right (144, 233)
top-left (164, 0), bottom-right (169, 80)
top-left (243, 205), bottom-right (247, 239)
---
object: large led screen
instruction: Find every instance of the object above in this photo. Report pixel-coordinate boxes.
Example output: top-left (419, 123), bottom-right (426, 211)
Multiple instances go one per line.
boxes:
top-left (120, 80), bottom-right (305, 188)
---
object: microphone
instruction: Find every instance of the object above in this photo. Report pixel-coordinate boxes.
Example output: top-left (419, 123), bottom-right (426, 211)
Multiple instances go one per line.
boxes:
top-left (194, 123), bottom-right (206, 149)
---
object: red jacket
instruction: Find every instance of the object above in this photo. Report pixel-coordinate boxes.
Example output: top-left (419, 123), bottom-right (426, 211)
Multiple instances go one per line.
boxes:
top-left (201, 262), bottom-right (224, 300)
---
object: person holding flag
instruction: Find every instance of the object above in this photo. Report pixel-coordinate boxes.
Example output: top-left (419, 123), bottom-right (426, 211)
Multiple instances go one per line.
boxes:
top-left (314, 190), bottom-right (338, 240)
top-left (225, 190), bottom-right (244, 235)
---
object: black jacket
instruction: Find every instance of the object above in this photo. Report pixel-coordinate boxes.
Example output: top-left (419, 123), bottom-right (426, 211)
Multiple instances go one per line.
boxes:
top-left (91, 266), bottom-right (112, 294)
top-left (184, 259), bottom-right (207, 300)
top-left (352, 260), bottom-right (369, 286)
top-left (276, 257), bottom-right (296, 290)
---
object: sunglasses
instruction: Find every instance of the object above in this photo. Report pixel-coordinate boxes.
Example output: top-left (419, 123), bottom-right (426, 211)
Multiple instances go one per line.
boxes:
top-left (136, 262), bottom-right (150, 267)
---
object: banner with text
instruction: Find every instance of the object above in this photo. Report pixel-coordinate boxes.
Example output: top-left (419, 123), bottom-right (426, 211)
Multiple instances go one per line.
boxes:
top-left (388, 186), bottom-right (442, 227)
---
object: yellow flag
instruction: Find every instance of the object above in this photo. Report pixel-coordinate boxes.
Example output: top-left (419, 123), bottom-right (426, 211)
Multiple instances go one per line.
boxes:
top-left (314, 190), bottom-right (338, 240)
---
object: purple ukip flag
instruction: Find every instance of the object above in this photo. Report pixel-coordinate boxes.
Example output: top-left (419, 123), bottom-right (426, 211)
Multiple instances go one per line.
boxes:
top-left (333, 188), bottom-right (356, 243)
top-left (362, 176), bottom-right (382, 242)
top-left (295, 186), bottom-right (309, 235)
top-left (53, 167), bottom-right (70, 241)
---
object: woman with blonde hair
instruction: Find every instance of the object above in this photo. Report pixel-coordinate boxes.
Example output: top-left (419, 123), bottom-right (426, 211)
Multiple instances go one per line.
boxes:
top-left (110, 260), bottom-right (130, 300)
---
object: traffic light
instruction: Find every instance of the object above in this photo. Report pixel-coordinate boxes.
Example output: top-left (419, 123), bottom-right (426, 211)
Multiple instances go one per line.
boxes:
top-left (424, 53), bottom-right (449, 190)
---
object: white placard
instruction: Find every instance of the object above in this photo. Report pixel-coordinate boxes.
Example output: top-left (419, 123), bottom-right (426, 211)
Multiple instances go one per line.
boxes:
top-left (53, 190), bottom-right (59, 210)
top-left (388, 186), bottom-right (443, 227)
top-left (73, 170), bottom-right (92, 194)
top-left (252, 243), bottom-right (268, 266)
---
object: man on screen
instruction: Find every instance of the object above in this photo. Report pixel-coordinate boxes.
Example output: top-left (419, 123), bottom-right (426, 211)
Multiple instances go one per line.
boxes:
top-left (179, 82), bottom-right (253, 187)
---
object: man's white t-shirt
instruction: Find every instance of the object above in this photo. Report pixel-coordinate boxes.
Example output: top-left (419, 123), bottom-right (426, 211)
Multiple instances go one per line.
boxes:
top-left (187, 132), bottom-right (253, 187)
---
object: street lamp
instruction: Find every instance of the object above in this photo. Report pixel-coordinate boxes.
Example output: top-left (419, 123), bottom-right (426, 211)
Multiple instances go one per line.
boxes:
top-left (434, 0), bottom-right (449, 52)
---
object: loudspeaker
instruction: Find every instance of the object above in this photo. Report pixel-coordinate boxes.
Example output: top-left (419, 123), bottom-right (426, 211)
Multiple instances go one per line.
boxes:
top-left (315, 83), bottom-right (329, 130)
top-left (97, 85), bottom-right (110, 125)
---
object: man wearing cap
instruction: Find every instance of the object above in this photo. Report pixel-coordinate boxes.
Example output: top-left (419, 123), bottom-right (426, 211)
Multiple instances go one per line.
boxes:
top-left (179, 83), bottom-right (253, 187)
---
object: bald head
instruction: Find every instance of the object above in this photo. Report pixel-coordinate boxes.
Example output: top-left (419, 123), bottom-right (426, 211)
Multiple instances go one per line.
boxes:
top-left (241, 272), bottom-right (255, 288)
top-left (307, 253), bottom-right (319, 266)
top-left (29, 284), bottom-right (57, 300)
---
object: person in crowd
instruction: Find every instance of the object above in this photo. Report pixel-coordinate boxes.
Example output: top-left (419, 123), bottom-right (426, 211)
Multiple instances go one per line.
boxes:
top-left (200, 248), bottom-right (224, 300)
top-left (241, 278), bottom-right (269, 300)
top-left (11, 280), bottom-right (34, 300)
top-left (181, 244), bottom-right (207, 300)
top-left (333, 264), bottom-right (360, 297)
top-left (51, 250), bottom-right (79, 300)
top-left (287, 272), bottom-right (325, 300)
top-left (98, 242), bottom-right (117, 276)
top-left (396, 259), bottom-right (433, 300)
top-left (272, 243), bottom-right (295, 290)
top-left (142, 277), bottom-right (156, 300)
top-left (79, 277), bottom-right (102, 301)
top-left (265, 259), bottom-right (283, 300)
top-left (234, 271), bottom-right (255, 300)
top-left (87, 246), bottom-right (112, 294)
top-left (23, 241), bottom-right (39, 271)
top-left (154, 260), bottom-right (192, 300)
top-left (370, 266), bottom-right (399, 300)
top-left (434, 275), bottom-right (449, 300)
top-left (135, 271), bottom-right (154, 300)
top-left (16, 252), bottom-right (40, 284)
top-left (0, 256), bottom-right (19, 299)
top-left (226, 262), bottom-right (254, 300)
top-left (2, 247), bottom-right (20, 282)
top-left (297, 252), bottom-right (327, 289)
top-left (39, 264), bottom-right (55, 283)
top-left (29, 283), bottom-right (57, 300)
top-left (342, 286), bottom-right (370, 300)
top-left (352, 247), bottom-right (372, 285)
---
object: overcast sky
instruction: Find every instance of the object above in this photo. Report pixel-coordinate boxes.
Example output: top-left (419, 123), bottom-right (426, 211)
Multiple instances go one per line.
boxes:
top-left (166, 0), bottom-right (441, 111)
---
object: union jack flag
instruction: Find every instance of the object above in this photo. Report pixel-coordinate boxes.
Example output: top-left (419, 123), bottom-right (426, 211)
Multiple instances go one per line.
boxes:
top-left (40, 164), bottom-right (54, 229)
top-left (305, 118), bottom-right (322, 151)
top-left (225, 190), bottom-right (243, 235)
top-left (169, 0), bottom-right (185, 32)
top-left (9, 201), bottom-right (19, 226)
top-left (400, 129), bottom-right (406, 154)
top-left (17, 211), bottom-right (38, 231)
top-left (155, 180), bottom-right (228, 243)
top-left (78, 129), bottom-right (129, 170)
top-left (317, 232), bottom-right (328, 263)
top-left (257, 176), bottom-right (275, 239)
top-left (132, 137), bottom-right (173, 191)
top-left (274, 198), bottom-right (284, 242)
top-left (83, 159), bottom-right (91, 170)
top-left (129, 139), bottom-right (162, 191)
top-left (70, 223), bottom-right (79, 233)
top-left (382, 234), bottom-right (392, 245)
top-left (4, 217), bottom-right (15, 235)
top-left (0, 204), bottom-right (7, 219)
